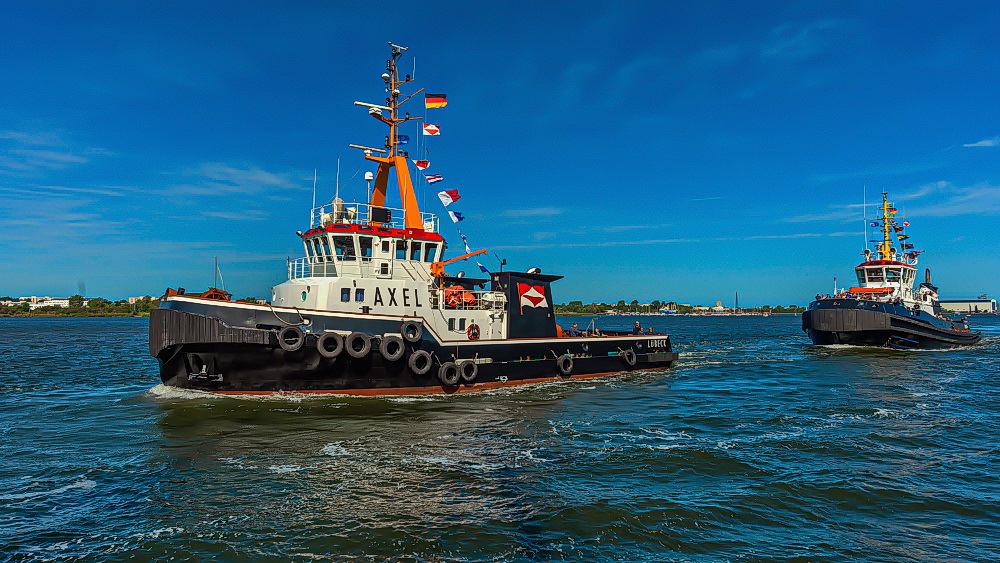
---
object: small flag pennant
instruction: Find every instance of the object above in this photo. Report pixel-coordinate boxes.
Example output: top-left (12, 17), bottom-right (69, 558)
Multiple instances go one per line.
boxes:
top-left (426, 174), bottom-right (444, 184)
top-left (422, 123), bottom-right (441, 136)
top-left (437, 189), bottom-right (460, 206)
top-left (395, 134), bottom-right (409, 145)
top-left (903, 220), bottom-right (910, 226)
top-left (413, 159), bottom-right (430, 170)
top-left (448, 210), bottom-right (464, 223)
top-left (459, 230), bottom-right (472, 253)
top-left (870, 221), bottom-right (878, 227)
top-left (979, 293), bottom-right (988, 299)
top-left (425, 94), bottom-right (447, 109)
top-left (477, 262), bottom-right (490, 274)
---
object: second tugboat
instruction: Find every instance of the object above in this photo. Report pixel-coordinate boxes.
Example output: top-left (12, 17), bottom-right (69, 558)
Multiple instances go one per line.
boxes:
top-left (801, 191), bottom-right (981, 348)
top-left (149, 43), bottom-right (679, 395)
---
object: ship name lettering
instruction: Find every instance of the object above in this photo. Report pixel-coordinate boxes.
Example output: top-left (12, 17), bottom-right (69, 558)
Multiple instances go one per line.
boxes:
top-left (414, 291), bottom-right (422, 307)
top-left (402, 288), bottom-right (411, 307)
top-left (648, 339), bottom-right (667, 347)
top-left (387, 287), bottom-right (398, 306)
top-left (373, 287), bottom-right (384, 307)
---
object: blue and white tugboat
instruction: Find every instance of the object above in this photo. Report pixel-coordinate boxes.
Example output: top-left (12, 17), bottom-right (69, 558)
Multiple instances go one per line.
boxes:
top-left (801, 192), bottom-right (981, 349)
top-left (148, 43), bottom-right (679, 395)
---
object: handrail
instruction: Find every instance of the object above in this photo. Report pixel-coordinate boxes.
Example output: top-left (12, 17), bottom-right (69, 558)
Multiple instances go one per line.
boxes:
top-left (311, 201), bottom-right (440, 233)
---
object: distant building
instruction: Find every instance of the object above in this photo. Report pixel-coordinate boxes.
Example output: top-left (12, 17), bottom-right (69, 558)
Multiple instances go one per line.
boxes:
top-left (18, 296), bottom-right (72, 310)
top-left (939, 298), bottom-right (997, 314)
top-left (128, 296), bottom-right (153, 304)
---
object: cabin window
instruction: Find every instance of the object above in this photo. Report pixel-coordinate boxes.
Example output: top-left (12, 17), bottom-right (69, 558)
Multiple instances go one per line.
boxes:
top-left (359, 237), bottom-right (373, 261)
top-left (381, 240), bottom-right (390, 253)
top-left (379, 263), bottom-right (389, 275)
top-left (866, 269), bottom-right (884, 283)
top-left (885, 268), bottom-right (901, 283)
top-left (448, 318), bottom-right (455, 331)
top-left (321, 237), bottom-right (334, 262)
top-left (424, 243), bottom-right (438, 262)
top-left (459, 318), bottom-right (467, 330)
top-left (355, 288), bottom-right (365, 302)
top-left (410, 241), bottom-right (422, 261)
top-left (333, 236), bottom-right (356, 261)
top-left (341, 288), bottom-right (350, 302)
top-left (855, 269), bottom-right (865, 285)
top-left (311, 239), bottom-right (323, 261)
top-left (395, 240), bottom-right (407, 260)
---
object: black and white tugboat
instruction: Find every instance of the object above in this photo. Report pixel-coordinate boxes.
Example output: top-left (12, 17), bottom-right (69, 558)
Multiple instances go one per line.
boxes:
top-left (801, 191), bottom-right (981, 349)
top-left (149, 43), bottom-right (679, 395)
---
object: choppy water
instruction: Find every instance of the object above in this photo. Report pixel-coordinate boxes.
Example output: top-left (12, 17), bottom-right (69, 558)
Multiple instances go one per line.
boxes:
top-left (1, 315), bottom-right (998, 562)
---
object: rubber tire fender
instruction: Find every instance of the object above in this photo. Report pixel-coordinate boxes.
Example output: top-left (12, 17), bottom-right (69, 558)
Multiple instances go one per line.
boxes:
top-left (438, 362), bottom-right (460, 386)
top-left (621, 348), bottom-right (637, 367)
top-left (346, 332), bottom-right (372, 359)
top-left (316, 332), bottom-right (344, 358)
top-left (408, 349), bottom-right (433, 375)
top-left (278, 326), bottom-right (305, 352)
top-left (557, 354), bottom-right (573, 376)
top-left (379, 335), bottom-right (405, 362)
top-left (401, 320), bottom-right (423, 343)
top-left (459, 360), bottom-right (478, 383)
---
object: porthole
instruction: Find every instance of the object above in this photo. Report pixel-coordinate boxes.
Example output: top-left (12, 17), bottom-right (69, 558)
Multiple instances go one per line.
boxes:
top-left (301, 291), bottom-right (308, 301)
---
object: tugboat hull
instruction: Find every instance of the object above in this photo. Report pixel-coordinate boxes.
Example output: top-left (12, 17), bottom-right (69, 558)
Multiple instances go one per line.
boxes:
top-left (802, 300), bottom-right (981, 349)
top-left (151, 304), bottom-right (678, 395)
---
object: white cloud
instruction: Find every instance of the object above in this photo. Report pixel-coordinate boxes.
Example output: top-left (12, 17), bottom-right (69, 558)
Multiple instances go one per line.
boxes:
top-left (500, 207), bottom-right (564, 218)
top-left (962, 137), bottom-right (999, 147)
top-left (170, 163), bottom-right (303, 195)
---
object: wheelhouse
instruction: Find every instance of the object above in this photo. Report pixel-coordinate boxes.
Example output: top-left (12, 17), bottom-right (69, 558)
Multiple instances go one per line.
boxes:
top-left (291, 201), bottom-right (445, 279)
top-left (854, 260), bottom-right (917, 289)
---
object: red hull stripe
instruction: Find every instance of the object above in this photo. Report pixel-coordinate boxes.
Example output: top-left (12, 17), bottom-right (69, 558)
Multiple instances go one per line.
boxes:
top-left (207, 368), bottom-right (669, 397)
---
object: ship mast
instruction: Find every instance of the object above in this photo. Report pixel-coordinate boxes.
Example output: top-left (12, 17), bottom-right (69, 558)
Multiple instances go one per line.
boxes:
top-left (878, 191), bottom-right (894, 261)
top-left (351, 43), bottom-right (425, 229)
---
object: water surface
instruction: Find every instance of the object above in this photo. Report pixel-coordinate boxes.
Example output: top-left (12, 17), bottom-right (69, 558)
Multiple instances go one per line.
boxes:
top-left (1, 315), bottom-right (998, 561)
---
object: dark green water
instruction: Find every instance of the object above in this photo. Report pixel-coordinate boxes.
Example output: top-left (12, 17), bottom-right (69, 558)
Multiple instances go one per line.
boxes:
top-left (1, 315), bottom-right (998, 561)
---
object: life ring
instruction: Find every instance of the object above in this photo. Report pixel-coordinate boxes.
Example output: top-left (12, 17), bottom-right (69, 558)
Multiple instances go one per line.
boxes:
top-left (278, 326), bottom-right (304, 352)
top-left (379, 335), bottom-right (405, 362)
top-left (438, 362), bottom-right (460, 386)
top-left (621, 348), bottom-right (637, 366)
top-left (408, 349), bottom-right (433, 375)
top-left (466, 323), bottom-right (481, 341)
top-left (345, 332), bottom-right (371, 358)
top-left (401, 320), bottom-right (422, 343)
top-left (459, 360), bottom-right (478, 383)
top-left (316, 332), bottom-right (343, 358)
top-left (557, 354), bottom-right (573, 376)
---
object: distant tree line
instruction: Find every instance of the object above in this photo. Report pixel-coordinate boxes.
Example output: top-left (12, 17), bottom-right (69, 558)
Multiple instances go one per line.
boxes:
top-left (0, 295), bottom-right (161, 317)
top-left (554, 300), bottom-right (805, 314)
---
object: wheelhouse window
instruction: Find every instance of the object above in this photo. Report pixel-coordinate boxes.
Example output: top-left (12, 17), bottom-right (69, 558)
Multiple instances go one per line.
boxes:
top-left (410, 241), bottom-right (422, 261)
top-left (855, 269), bottom-right (865, 285)
top-left (424, 243), bottom-right (438, 262)
top-left (311, 239), bottom-right (324, 261)
top-left (333, 236), bottom-right (356, 261)
top-left (866, 268), bottom-right (885, 283)
top-left (395, 240), bottom-right (407, 260)
top-left (359, 237), bottom-right (373, 261)
top-left (381, 240), bottom-right (390, 253)
top-left (321, 237), bottom-right (334, 262)
top-left (885, 268), bottom-right (902, 283)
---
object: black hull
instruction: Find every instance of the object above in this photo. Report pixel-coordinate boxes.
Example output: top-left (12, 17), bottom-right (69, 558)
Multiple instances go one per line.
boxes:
top-left (150, 305), bottom-right (678, 395)
top-left (802, 299), bottom-right (982, 349)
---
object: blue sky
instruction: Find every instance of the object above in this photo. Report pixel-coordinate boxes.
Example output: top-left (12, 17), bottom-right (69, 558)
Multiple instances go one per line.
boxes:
top-left (2, 1), bottom-right (998, 305)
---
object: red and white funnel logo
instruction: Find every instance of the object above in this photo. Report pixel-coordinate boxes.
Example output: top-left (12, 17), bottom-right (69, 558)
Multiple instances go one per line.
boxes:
top-left (516, 283), bottom-right (548, 312)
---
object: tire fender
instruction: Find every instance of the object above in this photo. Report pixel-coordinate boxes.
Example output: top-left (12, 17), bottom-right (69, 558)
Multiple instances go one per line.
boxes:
top-left (408, 349), bottom-right (433, 375)
top-left (346, 332), bottom-right (371, 359)
top-left (316, 332), bottom-right (344, 358)
top-left (278, 326), bottom-right (305, 352)
top-left (379, 335), bottom-right (405, 362)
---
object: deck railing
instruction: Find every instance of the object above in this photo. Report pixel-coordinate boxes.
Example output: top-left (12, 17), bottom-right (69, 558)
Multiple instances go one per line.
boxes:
top-left (310, 201), bottom-right (440, 233)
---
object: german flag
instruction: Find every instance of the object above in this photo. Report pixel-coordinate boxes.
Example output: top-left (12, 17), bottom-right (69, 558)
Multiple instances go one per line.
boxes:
top-left (425, 93), bottom-right (447, 109)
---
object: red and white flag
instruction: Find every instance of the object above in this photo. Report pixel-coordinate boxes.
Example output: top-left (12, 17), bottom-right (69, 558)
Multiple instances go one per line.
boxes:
top-left (425, 174), bottom-right (443, 184)
top-left (437, 189), bottom-right (461, 206)
top-left (516, 283), bottom-right (548, 312)
top-left (413, 159), bottom-right (430, 170)
top-left (422, 123), bottom-right (441, 136)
